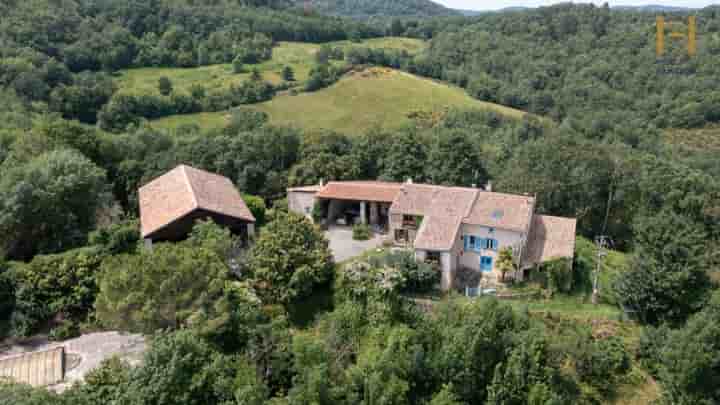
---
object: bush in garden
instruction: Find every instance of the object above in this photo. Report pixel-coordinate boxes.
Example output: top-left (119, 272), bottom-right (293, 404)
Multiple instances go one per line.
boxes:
top-left (352, 223), bottom-right (371, 241)
top-left (369, 250), bottom-right (439, 293)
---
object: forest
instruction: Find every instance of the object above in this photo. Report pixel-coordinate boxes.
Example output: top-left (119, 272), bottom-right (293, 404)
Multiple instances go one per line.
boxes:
top-left (0, 1), bottom-right (719, 404)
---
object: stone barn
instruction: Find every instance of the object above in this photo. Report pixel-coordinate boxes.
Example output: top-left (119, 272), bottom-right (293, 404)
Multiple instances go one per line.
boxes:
top-left (139, 165), bottom-right (256, 246)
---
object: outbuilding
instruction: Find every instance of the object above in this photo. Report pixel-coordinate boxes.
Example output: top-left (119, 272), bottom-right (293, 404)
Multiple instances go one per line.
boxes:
top-left (139, 165), bottom-right (256, 246)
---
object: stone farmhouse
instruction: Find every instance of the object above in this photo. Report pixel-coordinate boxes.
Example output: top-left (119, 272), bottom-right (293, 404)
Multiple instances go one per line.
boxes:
top-left (139, 165), bottom-right (256, 246)
top-left (289, 180), bottom-right (577, 290)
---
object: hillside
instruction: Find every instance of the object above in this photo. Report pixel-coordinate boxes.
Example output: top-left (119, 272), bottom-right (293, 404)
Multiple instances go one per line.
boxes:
top-left (116, 38), bottom-right (426, 96)
top-left (296, 0), bottom-right (458, 18)
top-left (153, 67), bottom-right (530, 133)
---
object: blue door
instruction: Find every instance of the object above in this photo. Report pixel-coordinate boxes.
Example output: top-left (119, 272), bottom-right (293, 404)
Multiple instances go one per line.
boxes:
top-left (480, 256), bottom-right (493, 272)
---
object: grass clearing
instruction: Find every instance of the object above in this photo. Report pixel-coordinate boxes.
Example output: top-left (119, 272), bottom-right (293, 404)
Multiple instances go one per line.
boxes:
top-left (154, 67), bottom-right (530, 133)
top-left (499, 295), bottom-right (622, 321)
top-left (115, 38), bottom-right (425, 97)
top-left (115, 42), bottom-right (322, 96)
top-left (664, 125), bottom-right (720, 151)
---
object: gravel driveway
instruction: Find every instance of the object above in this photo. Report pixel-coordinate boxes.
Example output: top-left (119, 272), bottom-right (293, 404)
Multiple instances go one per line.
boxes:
top-left (325, 226), bottom-right (384, 263)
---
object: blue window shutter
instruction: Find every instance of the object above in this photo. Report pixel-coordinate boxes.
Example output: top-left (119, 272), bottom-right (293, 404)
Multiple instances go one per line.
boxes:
top-left (476, 238), bottom-right (484, 252)
top-left (464, 236), bottom-right (469, 250)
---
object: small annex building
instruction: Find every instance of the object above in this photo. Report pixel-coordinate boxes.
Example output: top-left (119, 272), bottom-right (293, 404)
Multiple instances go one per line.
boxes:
top-left (139, 165), bottom-right (256, 245)
top-left (288, 179), bottom-right (577, 290)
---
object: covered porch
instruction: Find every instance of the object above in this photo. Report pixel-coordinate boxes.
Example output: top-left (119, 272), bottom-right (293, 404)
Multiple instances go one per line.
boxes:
top-left (317, 198), bottom-right (392, 231)
top-left (313, 181), bottom-right (403, 232)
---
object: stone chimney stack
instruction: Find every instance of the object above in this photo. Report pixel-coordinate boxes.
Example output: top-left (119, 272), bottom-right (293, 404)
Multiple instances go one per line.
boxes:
top-left (319, 178), bottom-right (325, 187)
top-left (485, 181), bottom-right (493, 192)
top-left (406, 178), bottom-right (413, 184)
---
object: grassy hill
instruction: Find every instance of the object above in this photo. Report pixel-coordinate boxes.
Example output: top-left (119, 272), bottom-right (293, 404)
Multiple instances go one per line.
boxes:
top-left (153, 67), bottom-right (530, 133)
top-left (116, 38), bottom-right (426, 97)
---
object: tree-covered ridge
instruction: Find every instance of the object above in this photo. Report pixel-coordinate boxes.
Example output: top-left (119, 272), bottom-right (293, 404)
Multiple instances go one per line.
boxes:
top-left (295, 0), bottom-right (458, 19)
top-left (409, 4), bottom-right (720, 132)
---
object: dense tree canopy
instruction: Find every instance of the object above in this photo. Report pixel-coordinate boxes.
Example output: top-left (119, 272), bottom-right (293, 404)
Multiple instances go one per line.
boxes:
top-left (0, 149), bottom-right (108, 260)
top-left (1, 2), bottom-right (720, 404)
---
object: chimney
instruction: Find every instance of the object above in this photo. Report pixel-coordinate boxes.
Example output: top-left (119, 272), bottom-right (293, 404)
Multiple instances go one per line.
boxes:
top-left (485, 181), bottom-right (493, 192)
top-left (406, 178), bottom-right (413, 184)
top-left (471, 183), bottom-right (477, 188)
top-left (319, 178), bottom-right (325, 187)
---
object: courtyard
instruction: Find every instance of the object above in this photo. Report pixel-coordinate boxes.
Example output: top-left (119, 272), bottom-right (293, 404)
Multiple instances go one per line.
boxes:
top-left (324, 225), bottom-right (385, 263)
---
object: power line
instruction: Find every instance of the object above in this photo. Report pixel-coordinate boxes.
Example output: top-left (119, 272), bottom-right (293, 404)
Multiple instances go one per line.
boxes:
top-left (592, 235), bottom-right (609, 305)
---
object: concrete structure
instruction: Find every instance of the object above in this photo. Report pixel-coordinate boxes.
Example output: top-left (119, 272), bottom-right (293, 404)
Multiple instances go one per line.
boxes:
top-left (288, 184), bottom-right (323, 220)
top-left (139, 165), bottom-right (256, 245)
top-left (0, 347), bottom-right (64, 387)
top-left (289, 180), bottom-right (577, 290)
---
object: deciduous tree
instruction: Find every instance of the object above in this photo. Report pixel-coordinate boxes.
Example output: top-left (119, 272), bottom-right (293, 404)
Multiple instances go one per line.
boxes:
top-left (248, 211), bottom-right (333, 306)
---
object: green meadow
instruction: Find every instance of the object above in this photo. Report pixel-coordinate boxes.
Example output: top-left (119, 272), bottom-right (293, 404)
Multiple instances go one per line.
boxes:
top-left (152, 67), bottom-right (530, 133)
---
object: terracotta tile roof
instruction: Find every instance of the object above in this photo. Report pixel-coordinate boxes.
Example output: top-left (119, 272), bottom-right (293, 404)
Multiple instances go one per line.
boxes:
top-left (414, 216), bottom-right (464, 251)
top-left (139, 165), bottom-right (255, 238)
top-left (523, 215), bottom-right (577, 266)
top-left (390, 184), bottom-right (445, 216)
top-left (316, 181), bottom-right (402, 203)
top-left (398, 185), bottom-right (479, 251)
top-left (287, 185), bottom-right (323, 193)
top-left (463, 192), bottom-right (535, 232)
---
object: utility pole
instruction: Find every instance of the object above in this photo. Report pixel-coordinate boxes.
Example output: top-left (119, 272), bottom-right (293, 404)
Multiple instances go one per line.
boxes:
top-left (592, 235), bottom-right (608, 305)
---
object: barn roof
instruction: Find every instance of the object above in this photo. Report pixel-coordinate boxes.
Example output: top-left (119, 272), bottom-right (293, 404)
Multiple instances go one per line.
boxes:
top-left (139, 165), bottom-right (255, 238)
top-left (463, 192), bottom-right (535, 232)
top-left (523, 215), bottom-right (577, 266)
top-left (316, 181), bottom-right (403, 203)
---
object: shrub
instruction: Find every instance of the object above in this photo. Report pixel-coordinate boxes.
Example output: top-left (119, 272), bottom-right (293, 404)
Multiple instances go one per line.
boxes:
top-left (544, 258), bottom-right (573, 294)
top-left (48, 320), bottom-right (80, 341)
top-left (369, 250), bottom-right (439, 293)
top-left (637, 325), bottom-right (669, 377)
top-left (0, 260), bottom-right (13, 336)
top-left (242, 194), bottom-right (267, 226)
top-left (158, 76), bottom-right (173, 96)
top-left (10, 247), bottom-right (104, 337)
top-left (352, 223), bottom-right (371, 241)
top-left (89, 219), bottom-right (140, 255)
top-left (311, 201), bottom-right (324, 223)
top-left (576, 336), bottom-right (630, 394)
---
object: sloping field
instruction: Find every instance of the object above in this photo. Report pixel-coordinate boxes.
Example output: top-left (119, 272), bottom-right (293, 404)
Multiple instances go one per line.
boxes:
top-left (116, 42), bottom-right (321, 96)
top-left (664, 125), bottom-right (720, 151)
top-left (154, 67), bottom-right (530, 133)
top-left (115, 38), bottom-right (426, 97)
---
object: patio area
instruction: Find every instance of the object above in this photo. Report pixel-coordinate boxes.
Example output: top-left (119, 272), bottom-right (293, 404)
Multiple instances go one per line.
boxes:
top-left (325, 225), bottom-right (385, 263)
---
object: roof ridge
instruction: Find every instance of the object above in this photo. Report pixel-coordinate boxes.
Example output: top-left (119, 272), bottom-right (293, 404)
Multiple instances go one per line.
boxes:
top-left (463, 189), bottom-right (480, 220)
top-left (179, 165), bottom-right (199, 210)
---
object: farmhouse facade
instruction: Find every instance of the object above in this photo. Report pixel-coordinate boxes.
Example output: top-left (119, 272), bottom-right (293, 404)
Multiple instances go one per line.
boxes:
top-left (288, 180), bottom-right (576, 290)
top-left (139, 165), bottom-right (256, 245)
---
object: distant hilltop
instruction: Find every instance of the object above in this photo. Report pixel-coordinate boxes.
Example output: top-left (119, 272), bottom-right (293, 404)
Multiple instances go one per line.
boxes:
top-left (455, 4), bottom-right (715, 15)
